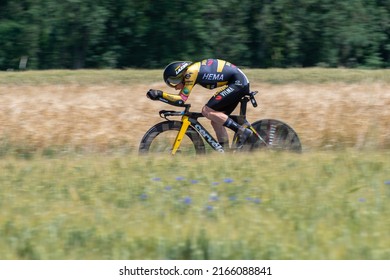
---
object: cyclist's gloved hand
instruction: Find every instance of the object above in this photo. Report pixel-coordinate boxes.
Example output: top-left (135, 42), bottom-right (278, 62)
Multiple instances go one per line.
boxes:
top-left (147, 89), bottom-right (163, 100)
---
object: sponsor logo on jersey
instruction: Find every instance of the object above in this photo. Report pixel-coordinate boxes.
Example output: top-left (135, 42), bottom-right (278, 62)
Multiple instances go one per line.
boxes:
top-left (219, 86), bottom-right (234, 97)
top-left (183, 87), bottom-right (190, 95)
top-left (202, 73), bottom-right (224, 81)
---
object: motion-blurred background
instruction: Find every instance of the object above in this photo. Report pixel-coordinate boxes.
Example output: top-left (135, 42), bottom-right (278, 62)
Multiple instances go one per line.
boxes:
top-left (1, 0), bottom-right (389, 70)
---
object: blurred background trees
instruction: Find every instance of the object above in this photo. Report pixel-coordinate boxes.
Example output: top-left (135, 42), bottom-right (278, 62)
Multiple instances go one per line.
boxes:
top-left (0, 0), bottom-right (389, 69)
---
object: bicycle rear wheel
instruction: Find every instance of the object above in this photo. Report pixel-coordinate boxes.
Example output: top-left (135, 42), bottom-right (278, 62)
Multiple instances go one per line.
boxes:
top-left (139, 121), bottom-right (206, 155)
top-left (249, 119), bottom-right (302, 152)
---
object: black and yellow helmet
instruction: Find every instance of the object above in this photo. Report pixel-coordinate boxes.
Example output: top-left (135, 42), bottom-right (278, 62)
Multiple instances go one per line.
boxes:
top-left (163, 61), bottom-right (192, 87)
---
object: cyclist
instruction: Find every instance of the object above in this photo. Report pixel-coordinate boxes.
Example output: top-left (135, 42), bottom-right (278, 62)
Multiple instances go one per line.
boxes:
top-left (147, 59), bottom-right (253, 149)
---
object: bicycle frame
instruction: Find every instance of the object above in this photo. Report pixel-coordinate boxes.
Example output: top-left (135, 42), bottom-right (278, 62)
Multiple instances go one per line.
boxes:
top-left (173, 113), bottom-right (223, 154)
top-left (160, 91), bottom-right (267, 155)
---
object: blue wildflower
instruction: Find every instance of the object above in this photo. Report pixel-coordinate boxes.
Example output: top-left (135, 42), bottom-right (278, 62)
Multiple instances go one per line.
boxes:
top-left (206, 205), bottom-right (213, 211)
top-left (176, 176), bottom-right (185, 181)
top-left (253, 198), bottom-right (261, 204)
top-left (212, 182), bottom-right (220, 186)
top-left (191, 180), bottom-right (199, 184)
top-left (165, 186), bottom-right (172, 191)
top-left (183, 196), bottom-right (192, 205)
top-left (152, 177), bottom-right (161, 181)
top-left (209, 192), bottom-right (219, 202)
top-left (358, 198), bottom-right (366, 203)
top-left (140, 193), bottom-right (148, 200)
top-left (224, 178), bottom-right (234, 183)
top-left (385, 180), bottom-right (390, 185)
top-left (229, 196), bottom-right (237, 201)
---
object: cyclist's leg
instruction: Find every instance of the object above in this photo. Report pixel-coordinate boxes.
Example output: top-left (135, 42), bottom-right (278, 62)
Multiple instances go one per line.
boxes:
top-left (203, 84), bottom-right (251, 147)
top-left (202, 107), bottom-right (229, 145)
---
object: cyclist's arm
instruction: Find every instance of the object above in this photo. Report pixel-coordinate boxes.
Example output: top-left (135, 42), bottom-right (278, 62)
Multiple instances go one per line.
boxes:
top-left (178, 62), bottom-right (199, 101)
top-left (161, 92), bottom-right (185, 106)
top-left (147, 89), bottom-right (184, 106)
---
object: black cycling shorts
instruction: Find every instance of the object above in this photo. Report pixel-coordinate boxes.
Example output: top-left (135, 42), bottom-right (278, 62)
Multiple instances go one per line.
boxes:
top-left (206, 84), bottom-right (250, 115)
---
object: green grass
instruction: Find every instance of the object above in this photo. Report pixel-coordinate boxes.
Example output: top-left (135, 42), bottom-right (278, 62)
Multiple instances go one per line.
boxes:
top-left (0, 151), bottom-right (389, 260)
top-left (1, 68), bottom-right (390, 85)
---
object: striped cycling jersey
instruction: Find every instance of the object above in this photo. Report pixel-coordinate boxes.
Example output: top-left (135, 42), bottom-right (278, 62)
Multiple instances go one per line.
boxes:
top-left (179, 59), bottom-right (249, 101)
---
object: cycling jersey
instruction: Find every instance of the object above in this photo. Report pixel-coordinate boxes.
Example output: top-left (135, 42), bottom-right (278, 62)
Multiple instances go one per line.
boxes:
top-left (161, 58), bottom-right (250, 114)
top-left (180, 58), bottom-right (249, 101)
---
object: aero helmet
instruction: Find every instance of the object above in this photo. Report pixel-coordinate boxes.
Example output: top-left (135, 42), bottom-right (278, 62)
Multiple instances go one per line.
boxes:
top-left (163, 61), bottom-right (192, 87)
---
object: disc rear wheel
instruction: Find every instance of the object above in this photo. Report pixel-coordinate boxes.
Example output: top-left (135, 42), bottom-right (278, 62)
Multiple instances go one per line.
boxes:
top-left (249, 119), bottom-right (302, 152)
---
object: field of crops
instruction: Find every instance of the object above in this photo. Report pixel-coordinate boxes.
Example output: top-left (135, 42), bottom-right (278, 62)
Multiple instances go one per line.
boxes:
top-left (0, 69), bottom-right (389, 259)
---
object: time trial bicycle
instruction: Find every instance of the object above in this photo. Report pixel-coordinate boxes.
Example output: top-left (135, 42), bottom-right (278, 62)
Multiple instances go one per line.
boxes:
top-left (139, 91), bottom-right (302, 155)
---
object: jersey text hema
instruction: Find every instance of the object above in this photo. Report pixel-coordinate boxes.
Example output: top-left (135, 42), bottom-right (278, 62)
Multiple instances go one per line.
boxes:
top-left (202, 73), bottom-right (224, 81)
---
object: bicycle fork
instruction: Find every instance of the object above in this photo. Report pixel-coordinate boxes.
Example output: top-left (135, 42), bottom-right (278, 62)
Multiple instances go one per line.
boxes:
top-left (171, 115), bottom-right (191, 155)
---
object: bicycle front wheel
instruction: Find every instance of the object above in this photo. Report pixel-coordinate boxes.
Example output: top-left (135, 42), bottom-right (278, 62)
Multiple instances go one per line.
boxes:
top-left (139, 121), bottom-right (206, 155)
top-left (250, 119), bottom-right (302, 152)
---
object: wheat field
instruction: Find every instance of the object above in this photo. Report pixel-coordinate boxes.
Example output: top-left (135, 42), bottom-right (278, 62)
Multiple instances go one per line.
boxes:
top-left (0, 69), bottom-right (389, 154)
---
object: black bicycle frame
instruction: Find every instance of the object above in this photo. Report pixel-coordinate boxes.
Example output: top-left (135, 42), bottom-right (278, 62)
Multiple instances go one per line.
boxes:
top-left (160, 91), bottom-right (261, 154)
top-left (188, 114), bottom-right (224, 152)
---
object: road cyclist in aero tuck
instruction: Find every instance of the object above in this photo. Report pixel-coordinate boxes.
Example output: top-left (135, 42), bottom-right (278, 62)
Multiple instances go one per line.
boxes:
top-left (146, 59), bottom-right (253, 150)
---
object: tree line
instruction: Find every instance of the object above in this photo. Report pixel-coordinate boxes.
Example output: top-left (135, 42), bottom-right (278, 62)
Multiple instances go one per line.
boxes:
top-left (0, 0), bottom-right (389, 70)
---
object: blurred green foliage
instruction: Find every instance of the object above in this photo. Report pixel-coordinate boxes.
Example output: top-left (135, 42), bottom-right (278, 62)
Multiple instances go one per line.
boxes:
top-left (0, 0), bottom-right (389, 69)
